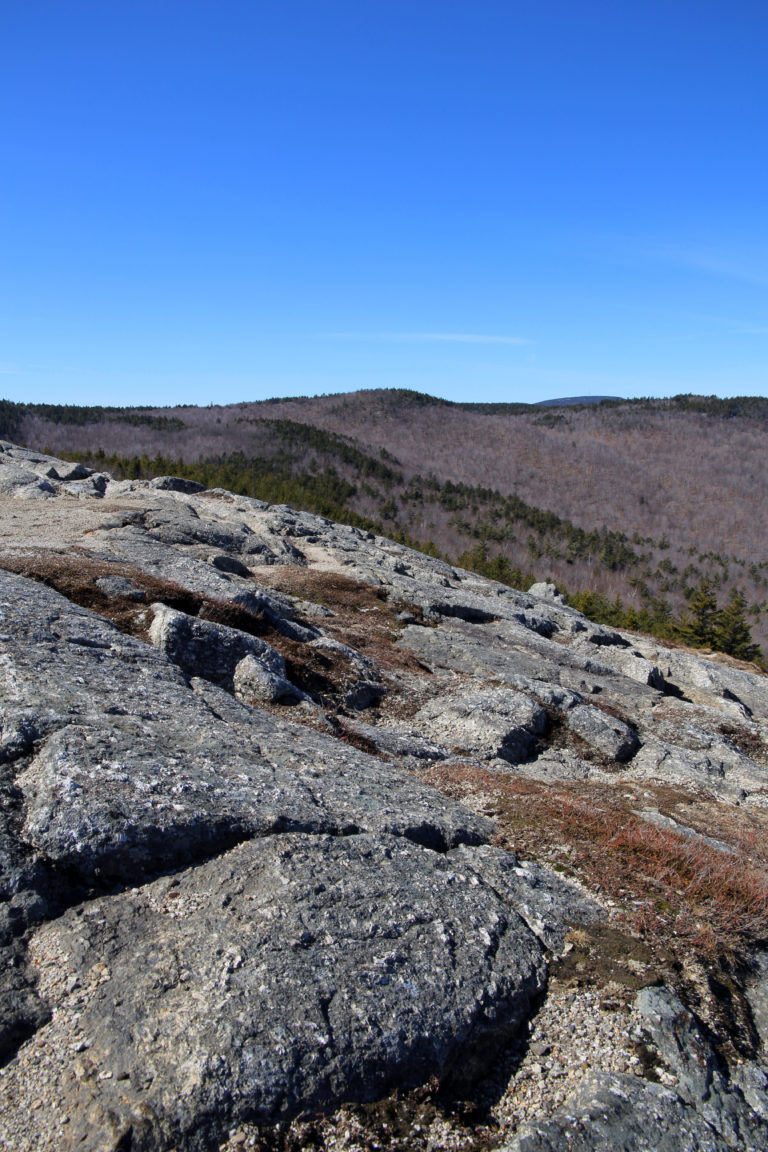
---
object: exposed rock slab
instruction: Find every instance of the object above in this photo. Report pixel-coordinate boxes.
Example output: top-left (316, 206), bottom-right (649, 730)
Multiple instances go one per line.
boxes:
top-left (448, 843), bottom-right (603, 954)
top-left (501, 1071), bottom-right (736, 1151)
top-left (2, 442), bottom-right (768, 1150)
top-left (2, 571), bottom-right (491, 884)
top-left (629, 636), bottom-right (768, 723)
top-left (398, 618), bottom-right (661, 713)
top-left (416, 688), bottom-right (549, 764)
top-left (629, 736), bottom-right (768, 803)
top-left (11, 833), bottom-right (546, 1152)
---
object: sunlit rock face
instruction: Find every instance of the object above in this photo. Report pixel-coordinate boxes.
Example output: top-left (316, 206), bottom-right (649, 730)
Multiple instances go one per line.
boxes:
top-left (1, 440), bottom-right (767, 1151)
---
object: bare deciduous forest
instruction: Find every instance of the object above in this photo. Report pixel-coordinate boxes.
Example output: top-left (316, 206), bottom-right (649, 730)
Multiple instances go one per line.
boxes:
top-left (3, 390), bottom-right (766, 657)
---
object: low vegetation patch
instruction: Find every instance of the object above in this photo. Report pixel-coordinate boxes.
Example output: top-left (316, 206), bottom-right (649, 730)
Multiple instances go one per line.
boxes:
top-left (262, 567), bottom-right (390, 612)
top-left (0, 550), bottom-right (424, 714)
top-left (0, 548), bottom-right (204, 640)
top-left (259, 566), bottom-right (431, 677)
top-left (420, 765), bottom-right (768, 963)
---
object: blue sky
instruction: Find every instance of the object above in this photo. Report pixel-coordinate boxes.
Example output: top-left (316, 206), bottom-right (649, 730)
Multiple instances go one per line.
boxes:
top-left (1, 0), bottom-right (767, 406)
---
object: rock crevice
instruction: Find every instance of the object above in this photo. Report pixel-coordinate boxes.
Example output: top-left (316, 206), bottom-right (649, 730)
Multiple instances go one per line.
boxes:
top-left (1, 441), bottom-right (768, 1150)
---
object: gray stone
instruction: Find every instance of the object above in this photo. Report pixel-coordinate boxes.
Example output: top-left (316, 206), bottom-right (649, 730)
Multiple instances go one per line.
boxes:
top-left (41, 460), bottom-right (91, 482)
top-left (148, 602), bottom-right (286, 689)
top-left (340, 720), bottom-right (450, 762)
top-left (732, 1062), bottom-right (768, 1122)
top-left (634, 986), bottom-right (768, 1147)
top-left (449, 843), bottom-right (602, 953)
top-left (398, 618), bottom-right (662, 715)
top-left (628, 736), bottom-right (768, 802)
top-left (501, 1071), bottom-right (737, 1151)
top-left (566, 704), bottom-right (641, 762)
top-left (148, 475), bottom-right (206, 493)
top-left (415, 688), bottom-right (548, 764)
top-left (308, 636), bottom-right (386, 709)
top-left (0, 462), bottom-right (57, 498)
top-left (632, 808), bottom-right (735, 854)
top-left (185, 680), bottom-right (494, 854)
top-left (32, 833), bottom-right (547, 1150)
top-left (0, 444), bottom-right (91, 487)
top-left (528, 581), bottom-right (566, 605)
top-left (635, 986), bottom-right (720, 1103)
top-left (59, 474), bottom-right (108, 497)
top-left (747, 952), bottom-right (768, 1055)
top-left (512, 749), bottom-right (602, 784)
top-left (1, 574), bottom-right (491, 891)
top-left (106, 501), bottom-right (307, 569)
top-left (0, 941), bottom-right (51, 1061)
top-left (92, 523), bottom-right (260, 600)
top-left (0, 565), bottom-right (503, 1090)
top-left (233, 653), bottom-right (305, 704)
top-left (585, 643), bottom-right (666, 690)
top-left (94, 575), bottom-right (147, 601)
top-left (209, 552), bottom-right (253, 576)
top-left (17, 720), bottom-right (315, 883)
top-left (629, 639), bottom-right (768, 723)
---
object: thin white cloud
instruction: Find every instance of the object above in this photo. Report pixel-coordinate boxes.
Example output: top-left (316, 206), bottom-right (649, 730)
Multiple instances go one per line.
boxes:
top-left (318, 332), bottom-right (531, 345)
top-left (653, 246), bottom-right (768, 289)
top-left (612, 305), bottom-right (768, 337)
top-left (0, 361), bottom-right (77, 376)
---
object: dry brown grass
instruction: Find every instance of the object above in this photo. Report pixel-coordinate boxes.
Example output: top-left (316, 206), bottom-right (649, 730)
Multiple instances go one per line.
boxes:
top-left (259, 566), bottom-right (431, 678)
top-left (420, 764), bottom-right (768, 961)
top-left (0, 548), bottom-right (204, 640)
top-left (259, 567), bottom-right (390, 612)
top-left (0, 549), bottom-right (425, 714)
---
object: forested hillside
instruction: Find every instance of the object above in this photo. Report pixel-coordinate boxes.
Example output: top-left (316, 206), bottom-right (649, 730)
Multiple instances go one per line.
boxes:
top-left (3, 390), bottom-right (766, 661)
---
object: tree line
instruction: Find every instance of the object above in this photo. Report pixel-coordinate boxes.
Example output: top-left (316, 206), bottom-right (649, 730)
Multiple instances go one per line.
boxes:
top-left (63, 445), bottom-right (763, 667)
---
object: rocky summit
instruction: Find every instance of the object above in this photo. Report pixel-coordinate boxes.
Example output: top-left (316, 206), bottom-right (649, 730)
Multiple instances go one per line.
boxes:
top-left (1, 441), bottom-right (768, 1152)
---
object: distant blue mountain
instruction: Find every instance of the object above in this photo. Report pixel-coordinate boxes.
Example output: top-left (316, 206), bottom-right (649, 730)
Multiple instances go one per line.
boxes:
top-left (535, 395), bottom-right (622, 407)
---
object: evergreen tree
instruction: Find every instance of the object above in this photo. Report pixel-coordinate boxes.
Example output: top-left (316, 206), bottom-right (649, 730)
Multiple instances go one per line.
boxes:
top-left (715, 589), bottom-right (762, 663)
top-left (679, 578), bottom-right (719, 647)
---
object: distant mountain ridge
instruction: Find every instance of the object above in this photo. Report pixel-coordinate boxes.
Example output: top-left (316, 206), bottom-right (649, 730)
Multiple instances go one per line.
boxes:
top-left (535, 394), bottom-right (623, 407)
top-left (4, 387), bottom-right (768, 655)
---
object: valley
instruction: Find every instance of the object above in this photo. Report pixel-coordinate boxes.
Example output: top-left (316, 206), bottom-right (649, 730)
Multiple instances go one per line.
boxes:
top-left (3, 390), bottom-right (766, 659)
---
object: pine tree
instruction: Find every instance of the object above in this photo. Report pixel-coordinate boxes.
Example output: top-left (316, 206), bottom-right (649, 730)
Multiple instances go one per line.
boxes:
top-left (679, 578), bottom-right (719, 647)
top-left (715, 589), bottom-right (762, 663)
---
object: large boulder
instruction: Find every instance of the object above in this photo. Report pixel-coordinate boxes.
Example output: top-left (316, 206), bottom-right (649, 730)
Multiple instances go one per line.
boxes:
top-left (565, 704), bottom-right (641, 762)
top-left (148, 602), bottom-right (287, 689)
top-left (416, 688), bottom-right (548, 763)
top-left (13, 834), bottom-right (546, 1151)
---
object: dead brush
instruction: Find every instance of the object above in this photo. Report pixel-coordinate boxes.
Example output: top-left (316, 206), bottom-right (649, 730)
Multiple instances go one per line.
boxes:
top-left (593, 815), bottom-right (768, 953)
top-left (259, 565), bottom-right (429, 675)
top-left (0, 548), bottom-right (275, 643)
top-left (420, 764), bottom-right (768, 959)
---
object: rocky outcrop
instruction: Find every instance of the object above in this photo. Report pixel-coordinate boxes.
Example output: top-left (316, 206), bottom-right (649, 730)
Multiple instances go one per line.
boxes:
top-left (565, 704), bottom-right (640, 763)
top-left (415, 688), bottom-right (549, 764)
top-left (24, 834), bottom-right (546, 1151)
top-left (1, 440), bottom-right (768, 1151)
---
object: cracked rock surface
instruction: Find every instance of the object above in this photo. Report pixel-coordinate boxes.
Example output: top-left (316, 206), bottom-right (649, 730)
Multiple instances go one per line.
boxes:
top-left (15, 834), bottom-right (546, 1152)
top-left (1, 440), bottom-right (768, 1151)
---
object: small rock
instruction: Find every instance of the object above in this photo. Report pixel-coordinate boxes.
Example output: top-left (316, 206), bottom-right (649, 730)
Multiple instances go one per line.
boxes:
top-left (566, 704), bottom-right (641, 762)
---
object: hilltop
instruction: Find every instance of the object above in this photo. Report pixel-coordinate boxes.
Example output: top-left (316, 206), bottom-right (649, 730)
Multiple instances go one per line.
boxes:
top-left (2, 389), bottom-right (767, 656)
top-left (1, 440), bottom-right (768, 1150)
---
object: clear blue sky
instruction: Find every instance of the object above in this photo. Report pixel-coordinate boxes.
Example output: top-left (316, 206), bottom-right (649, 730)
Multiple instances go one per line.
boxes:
top-left (2, 1), bottom-right (767, 407)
